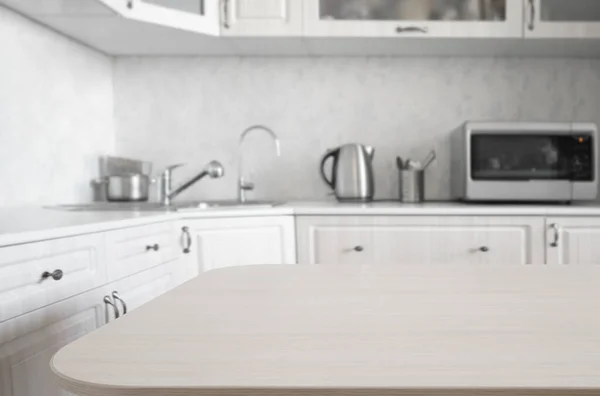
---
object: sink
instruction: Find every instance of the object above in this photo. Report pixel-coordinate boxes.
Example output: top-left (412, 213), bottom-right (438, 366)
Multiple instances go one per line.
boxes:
top-left (175, 200), bottom-right (284, 211)
top-left (50, 200), bottom-right (284, 212)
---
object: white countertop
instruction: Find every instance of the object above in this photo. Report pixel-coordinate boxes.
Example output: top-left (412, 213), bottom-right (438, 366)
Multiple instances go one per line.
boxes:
top-left (52, 265), bottom-right (600, 396)
top-left (3, 201), bottom-right (600, 247)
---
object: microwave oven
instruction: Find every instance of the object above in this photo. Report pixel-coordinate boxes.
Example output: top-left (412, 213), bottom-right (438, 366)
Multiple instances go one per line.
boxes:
top-left (451, 121), bottom-right (598, 202)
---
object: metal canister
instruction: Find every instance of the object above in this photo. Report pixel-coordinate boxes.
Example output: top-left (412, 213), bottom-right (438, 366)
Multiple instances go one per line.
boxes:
top-left (399, 170), bottom-right (425, 203)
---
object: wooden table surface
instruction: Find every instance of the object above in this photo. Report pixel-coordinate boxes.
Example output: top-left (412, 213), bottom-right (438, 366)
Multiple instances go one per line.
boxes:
top-left (52, 265), bottom-right (600, 396)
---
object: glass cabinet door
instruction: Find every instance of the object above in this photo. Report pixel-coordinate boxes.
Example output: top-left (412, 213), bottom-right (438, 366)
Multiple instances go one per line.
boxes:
top-left (96, 0), bottom-right (220, 35)
top-left (527, 0), bottom-right (600, 37)
top-left (304, 0), bottom-right (523, 37)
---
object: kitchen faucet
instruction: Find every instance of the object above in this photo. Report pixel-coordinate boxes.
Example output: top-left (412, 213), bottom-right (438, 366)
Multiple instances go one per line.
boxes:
top-left (238, 125), bottom-right (281, 203)
top-left (159, 161), bottom-right (224, 206)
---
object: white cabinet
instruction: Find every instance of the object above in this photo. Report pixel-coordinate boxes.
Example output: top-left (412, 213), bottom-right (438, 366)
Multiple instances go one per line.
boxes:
top-left (97, 0), bottom-right (220, 35)
top-left (297, 216), bottom-right (545, 265)
top-left (526, 0), bottom-right (600, 38)
top-left (0, 286), bottom-right (107, 396)
top-left (105, 221), bottom-right (178, 283)
top-left (107, 260), bottom-right (179, 315)
top-left (185, 216), bottom-right (296, 272)
top-left (222, 0), bottom-right (303, 36)
top-left (0, 233), bottom-right (106, 324)
top-left (546, 217), bottom-right (600, 265)
top-left (303, 0), bottom-right (523, 37)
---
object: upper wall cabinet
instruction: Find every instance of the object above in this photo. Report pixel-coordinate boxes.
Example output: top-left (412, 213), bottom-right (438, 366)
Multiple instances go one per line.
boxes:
top-left (303, 0), bottom-right (523, 37)
top-left (97, 0), bottom-right (302, 36)
top-left (98, 0), bottom-right (220, 35)
top-left (222, 0), bottom-right (303, 36)
top-left (525, 0), bottom-right (600, 38)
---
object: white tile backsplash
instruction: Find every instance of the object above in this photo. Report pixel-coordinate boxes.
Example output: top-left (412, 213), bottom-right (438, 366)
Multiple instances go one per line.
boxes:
top-left (0, 6), bottom-right (114, 206)
top-left (114, 56), bottom-right (600, 201)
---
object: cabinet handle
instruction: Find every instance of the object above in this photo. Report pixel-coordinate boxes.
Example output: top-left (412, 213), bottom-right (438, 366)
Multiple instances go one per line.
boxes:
top-left (41, 269), bottom-right (63, 281)
top-left (112, 291), bottom-right (128, 315)
top-left (528, 0), bottom-right (535, 31)
top-left (353, 246), bottom-right (364, 252)
top-left (479, 246), bottom-right (490, 253)
top-left (396, 26), bottom-right (428, 34)
top-left (182, 226), bottom-right (192, 254)
top-left (104, 296), bottom-right (120, 322)
top-left (146, 243), bottom-right (160, 252)
top-left (126, 0), bottom-right (133, 10)
top-left (549, 223), bottom-right (560, 248)
top-left (221, 0), bottom-right (230, 29)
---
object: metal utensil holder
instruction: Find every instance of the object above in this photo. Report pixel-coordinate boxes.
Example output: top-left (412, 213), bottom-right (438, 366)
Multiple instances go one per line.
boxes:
top-left (399, 169), bottom-right (425, 203)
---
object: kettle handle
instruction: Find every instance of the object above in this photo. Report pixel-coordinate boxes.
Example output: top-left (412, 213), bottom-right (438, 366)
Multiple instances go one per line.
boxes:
top-left (320, 148), bottom-right (339, 190)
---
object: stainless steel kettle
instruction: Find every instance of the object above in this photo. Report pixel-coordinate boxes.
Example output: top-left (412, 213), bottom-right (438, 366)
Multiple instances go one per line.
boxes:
top-left (320, 144), bottom-right (375, 201)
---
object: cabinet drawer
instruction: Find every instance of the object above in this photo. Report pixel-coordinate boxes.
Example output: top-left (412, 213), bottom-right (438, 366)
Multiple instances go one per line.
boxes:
top-left (0, 233), bottom-right (106, 323)
top-left (106, 222), bottom-right (178, 282)
top-left (297, 216), bottom-right (545, 265)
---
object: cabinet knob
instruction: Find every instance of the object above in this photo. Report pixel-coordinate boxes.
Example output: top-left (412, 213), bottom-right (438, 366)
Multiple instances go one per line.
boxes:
top-left (146, 244), bottom-right (160, 252)
top-left (41, 269), bottom-right (63, 281)
top-left (479, 246), bottom-right (490, 253)
top-left (354, 246), bottom-right (364, 252)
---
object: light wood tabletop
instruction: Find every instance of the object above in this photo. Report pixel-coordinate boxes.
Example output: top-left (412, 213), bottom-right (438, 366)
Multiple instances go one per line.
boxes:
top-left (52, 265), bottom-right (600, 396)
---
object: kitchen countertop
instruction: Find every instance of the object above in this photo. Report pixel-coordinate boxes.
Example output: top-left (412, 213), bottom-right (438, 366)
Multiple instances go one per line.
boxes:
top-left (3, 201), bottom-right (600, 247)
top-left (52, 265), bottom-right (600, 396)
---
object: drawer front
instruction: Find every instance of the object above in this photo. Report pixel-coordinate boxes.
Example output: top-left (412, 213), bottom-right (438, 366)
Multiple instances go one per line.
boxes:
top-left (106, 222), bottom-right (178, 282)
top-left (297, 216), bottom-right (545, 265)
top-left (0, 233), bottom-right (106, 323)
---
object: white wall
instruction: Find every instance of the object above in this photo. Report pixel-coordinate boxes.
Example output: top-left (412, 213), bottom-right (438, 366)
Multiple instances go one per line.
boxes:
top-left (114, 57), bottom-right (600, 201)
top-left (0, 6), bottom-right (114, 206)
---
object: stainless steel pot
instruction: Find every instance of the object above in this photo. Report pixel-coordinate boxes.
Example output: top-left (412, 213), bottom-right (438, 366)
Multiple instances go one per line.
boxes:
top-left (104, 174), bottom-right (151, 202)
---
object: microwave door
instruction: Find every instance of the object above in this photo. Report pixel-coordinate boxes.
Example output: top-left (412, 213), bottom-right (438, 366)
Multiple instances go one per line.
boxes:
top-left (470, 133), bottom-right (576, 201)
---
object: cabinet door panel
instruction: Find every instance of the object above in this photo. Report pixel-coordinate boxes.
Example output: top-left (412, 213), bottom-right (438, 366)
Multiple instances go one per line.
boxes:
top-left (546, 217), bottom-right (600, 265)
top-left (0, 233), bottom-right (106, 323)
top-left (105, 222), bottom-right (177, 282)
top-left (304, 0), bottom-right (523, 37)
top-left (223, 0), bottom-right (303, 36)
top-left (108, 261), bottom-right (176, 314)
top-left (297, 216), bottom-right (544, 265)
top-left (188, 217), bottom-right (296, 272)
top-left (96, 0), bottom-right (220, 35)
top-left (526, 0), bottom-right (600, 38)
top-left (0, 287), bottom-right (106, 396)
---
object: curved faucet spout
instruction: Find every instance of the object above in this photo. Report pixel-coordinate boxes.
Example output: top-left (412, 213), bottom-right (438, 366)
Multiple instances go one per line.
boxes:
top-left (240, 125), bottom-right (281, 156)
top-left (238, 125), bottom-right (281, 203)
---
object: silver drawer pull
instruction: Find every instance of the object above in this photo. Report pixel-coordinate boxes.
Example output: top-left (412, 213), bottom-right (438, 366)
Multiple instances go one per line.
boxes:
top-left (146, 243), bottom-right (160, 252)
top-left (528, 0), bottom-right (535, 31)
top-left (103, 296), bottom-right (120, 322)
top-left (112, 291), bottom-right (128, 315)
top-left (41, 269), bottom-right (63, 281)
top-left (479, 246), bottom-right (490, 253)
top-left (182, 226), bottom-right (192, 254)
top-left (396, 26), bottom-right (428, 34)
top-left (549, 223), bottom-right (560, 248)
top-left (353, 246), bottom-right (364, 252)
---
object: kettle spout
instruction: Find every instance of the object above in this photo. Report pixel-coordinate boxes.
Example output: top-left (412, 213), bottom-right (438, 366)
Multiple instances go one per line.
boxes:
top-left (364, 146), bottom-right (375, 160)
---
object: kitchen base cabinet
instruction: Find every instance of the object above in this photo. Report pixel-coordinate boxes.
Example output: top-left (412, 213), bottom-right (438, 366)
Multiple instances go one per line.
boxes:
top-left (185, 216), bottom-right (296, 272)
top-left (108, 260), bottom-right (179, 314)
top-left (0, 286), bottom-right (107, 396)
top-left (546, 217), bottom-right (600, 265)
top-left (297, 216), bottom-right (545, 265)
